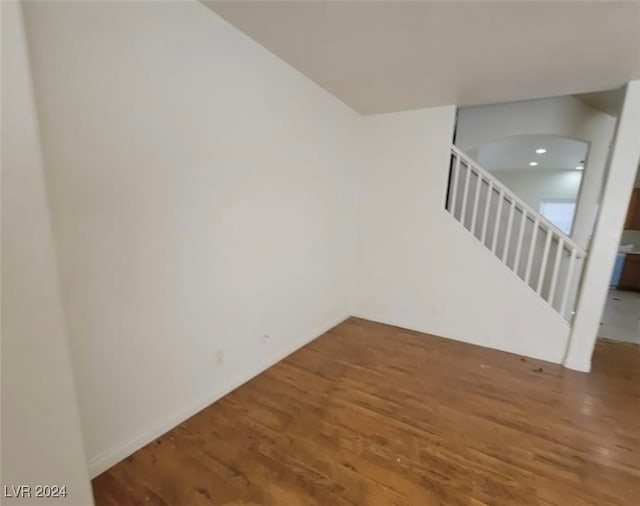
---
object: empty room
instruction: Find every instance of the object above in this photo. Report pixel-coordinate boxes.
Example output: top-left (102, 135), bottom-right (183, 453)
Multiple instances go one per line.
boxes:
top-left (2, 1), bottom-right (640, 505)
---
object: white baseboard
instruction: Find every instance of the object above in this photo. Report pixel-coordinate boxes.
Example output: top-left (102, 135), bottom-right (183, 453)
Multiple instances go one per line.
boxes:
top-left (350, 312), bottom-right (566, 365)
top-left (563, 357), bottom-right (591, 373)
top-left (87, 314), bottom-right (349, 478)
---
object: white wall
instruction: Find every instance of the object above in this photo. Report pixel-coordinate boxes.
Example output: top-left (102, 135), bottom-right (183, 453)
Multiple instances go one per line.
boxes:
top-left (456, 96), bottom-right (596, 149)
top-left (23, 0), bottom-right (358, 475)
top-left (456, 96), bottom-right (616, 249)
top-left (566, 82), bottom-right (640, 371)
top-left (1, 2), bottom-right (94, 503)
top-left (354, 106), bottom-right (571, 363)
top-left (490, 169), bottom-right (582, 211)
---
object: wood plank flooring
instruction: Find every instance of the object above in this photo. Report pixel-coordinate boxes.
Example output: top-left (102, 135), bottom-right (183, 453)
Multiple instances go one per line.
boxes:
top-left (92, 318), bottom-right (640, 505)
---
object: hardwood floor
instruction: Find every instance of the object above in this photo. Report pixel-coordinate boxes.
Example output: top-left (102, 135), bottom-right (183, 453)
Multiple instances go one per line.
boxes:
top-left (92, 318), bottom-right (640, 505)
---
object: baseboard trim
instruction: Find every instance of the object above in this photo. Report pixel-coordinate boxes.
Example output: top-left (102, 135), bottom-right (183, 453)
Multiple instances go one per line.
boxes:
top-left (350, 313), bottom-right (566, 365)
top-left (87, 314), bottom-right (349, 478)
top-left (563, 357), bottom-right (591, 373)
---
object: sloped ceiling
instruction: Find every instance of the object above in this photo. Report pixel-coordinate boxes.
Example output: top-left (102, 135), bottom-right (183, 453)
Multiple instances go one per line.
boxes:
top-left (574, 87), bottom-right (626, 117)
top-left (203, 1), bottom-right (640, 114)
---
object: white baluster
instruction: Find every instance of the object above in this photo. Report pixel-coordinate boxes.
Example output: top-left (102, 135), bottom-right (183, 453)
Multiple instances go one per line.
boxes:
top-left (502, 198), bottom-right (516, 263)
top-left (449, 154), bottom-right (460, 218)
top-left (470, 170), bottom-right (482, 236)
top-left (524, 218), bottom-right (539, 286)
top-left (513, 208), bottom-right (527, 277)
top-left (548, 237), bottom-right (564, 306)
top-left (460, 162), bottom-right (471, 228)
top-left (560, 248), bottom-right (578, 318)
top-left (536, 228), bottom-right (553, 295)
top-left (481, 181), bottom-right (493, 246)
top-left (491, 190), bottom-right (504, 254)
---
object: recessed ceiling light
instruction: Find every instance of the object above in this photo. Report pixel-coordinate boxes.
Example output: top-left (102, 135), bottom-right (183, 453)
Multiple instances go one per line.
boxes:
top-left (529, 162), bottom-right (538, 167)
top-left (576, 165), bottom-right (584, 170)
top-left (535, 148), bottom-right (547, 154)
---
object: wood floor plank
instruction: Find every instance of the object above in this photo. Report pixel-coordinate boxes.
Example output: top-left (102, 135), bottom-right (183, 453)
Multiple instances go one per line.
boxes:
top-left (93, 318), bottom-right (640, 505)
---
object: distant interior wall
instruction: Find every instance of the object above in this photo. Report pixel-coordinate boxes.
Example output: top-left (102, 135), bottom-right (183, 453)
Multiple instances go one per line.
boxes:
top-left (1, 2), bottom-right (94, 503)
top-left (490, 169), bottom-right (583, 211)
top-left (456, 96), bottom-right (616, 248)
top-left (457, 96), bottom-right (597, 149)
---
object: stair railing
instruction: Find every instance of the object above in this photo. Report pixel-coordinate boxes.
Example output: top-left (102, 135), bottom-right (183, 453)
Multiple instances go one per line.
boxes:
top-left (446, 145), bottom-right (587, 321)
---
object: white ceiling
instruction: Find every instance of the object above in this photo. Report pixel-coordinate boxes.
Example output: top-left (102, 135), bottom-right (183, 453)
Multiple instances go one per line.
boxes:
top-left (473, 135), bottom-right (589, 172)
top-left (204, 1), bottom-right (640, 114)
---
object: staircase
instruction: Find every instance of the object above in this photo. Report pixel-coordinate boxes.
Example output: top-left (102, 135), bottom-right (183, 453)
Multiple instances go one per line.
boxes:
top-left (446, 145), bottom-right (587, 321)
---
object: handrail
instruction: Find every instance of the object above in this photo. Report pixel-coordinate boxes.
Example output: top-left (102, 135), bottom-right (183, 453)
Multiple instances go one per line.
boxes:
top-left (450, 145), bottom-right (587, 258)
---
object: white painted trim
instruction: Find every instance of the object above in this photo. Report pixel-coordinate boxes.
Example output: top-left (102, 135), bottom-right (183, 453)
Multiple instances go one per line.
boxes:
top-left (563, 357), bottom-right (591, 373)
top-left (87, 314), bottom-right (349, 478)
top-left (351, 311), bottom-right (567, 365)
top-left (565, 81), bottom-right (640, 370)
